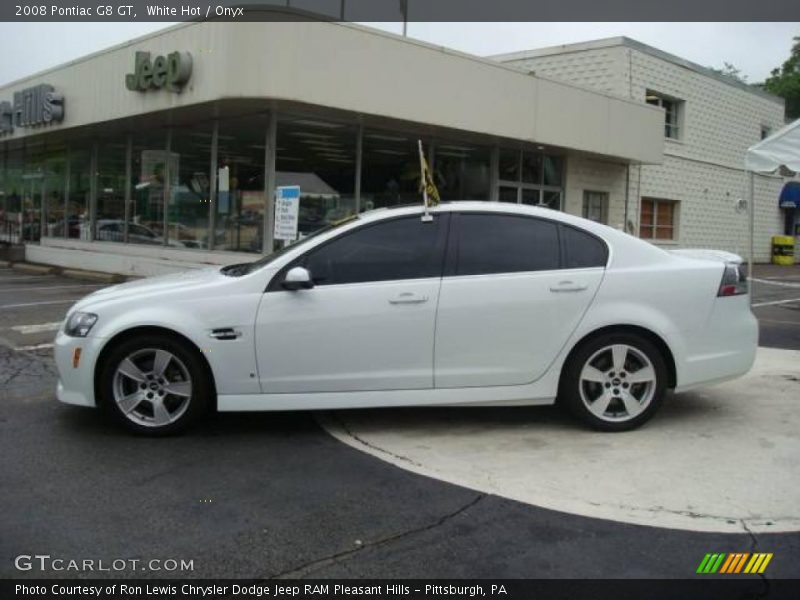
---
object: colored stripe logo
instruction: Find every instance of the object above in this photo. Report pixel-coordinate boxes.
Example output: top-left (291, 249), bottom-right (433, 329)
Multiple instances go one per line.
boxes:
top-left (696, 553), bottom-right (773, 574)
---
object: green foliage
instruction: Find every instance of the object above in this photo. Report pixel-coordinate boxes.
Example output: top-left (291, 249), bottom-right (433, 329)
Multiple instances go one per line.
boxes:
top-left (709, 62), bottom-right (748, 84)
top-left (764, 36), bottom-right (800, 120)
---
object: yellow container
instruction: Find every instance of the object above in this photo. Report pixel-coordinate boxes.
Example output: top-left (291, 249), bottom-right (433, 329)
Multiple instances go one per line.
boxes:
top-left (772, 235), bottom-right (795, 266)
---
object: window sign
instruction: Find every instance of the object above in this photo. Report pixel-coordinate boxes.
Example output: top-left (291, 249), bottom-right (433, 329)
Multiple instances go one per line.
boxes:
top-left (274, 186), bottom-right (301, 242)
top-left (217, 166), bottom-right (230, 215)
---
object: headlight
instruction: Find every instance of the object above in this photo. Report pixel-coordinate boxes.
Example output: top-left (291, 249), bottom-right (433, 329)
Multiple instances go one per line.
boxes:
top-left (64, 312), bottom-right (98, 337)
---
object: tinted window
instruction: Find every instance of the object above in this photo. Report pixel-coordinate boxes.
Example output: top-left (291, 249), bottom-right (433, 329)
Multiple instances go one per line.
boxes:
top-left (562, 225), bottom-right (608, 268)
top-left (455, 214), bottom-right (559, 275)
top-left (301, 215), bottom-right (446, 286)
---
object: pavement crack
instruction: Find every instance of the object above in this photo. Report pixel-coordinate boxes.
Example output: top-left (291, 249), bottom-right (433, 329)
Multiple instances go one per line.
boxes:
top-left (328, 413), bottom-right (425, 469)
top-left (261, 493), bottom-right (486, 580)
top-left (741, 519), bottom-right (770, 598)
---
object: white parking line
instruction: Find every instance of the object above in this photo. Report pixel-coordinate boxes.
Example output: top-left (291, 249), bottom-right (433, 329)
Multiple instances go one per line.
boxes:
top-left (10, 322), bottom-right (62, 334)
top-left (752, 297), bottom-right (800, 308)
top-left (0, 284), bottom-right (104, 293)
top-left (751, 277), bottom-right (800, 289)
top-left (14, 342), bottom-right (55, 351)
top-left (0, 299), bottom-right (74, 309)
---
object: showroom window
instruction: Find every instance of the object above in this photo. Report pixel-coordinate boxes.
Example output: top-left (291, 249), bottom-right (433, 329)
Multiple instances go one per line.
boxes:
top-left (66, 144), bottom-right (92, 240)
top-left (130, 131), bottom-right (169, 243)
top-left (645, 91), bottom-right (683, 140)
top-left (639, 197), bottom-right (678, 240)
top-left (453, 213), bottom-right (560, 276)
top-left (299, 215), bottom-right (446, 286)
top-left (96, 137), bottom-right (128, 243)
top-left (497, 148), bottom-right (563, 208)
top-left (582, 191), bottom-right (609, 224)
top-left (434, 142), bottom-right (491, 201)
top-left (361, 131), bottom-right (431, 211)
top-left (169, 124), bottom-right (212, 249)
top-left (276, 115), bottom-right (358, 237)
top-left (215, 114), bottom-right (269, 253)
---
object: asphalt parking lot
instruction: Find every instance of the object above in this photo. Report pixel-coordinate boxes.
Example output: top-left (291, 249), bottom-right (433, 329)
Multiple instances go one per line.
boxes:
top-left (1, 263), bottom-right (799, 580)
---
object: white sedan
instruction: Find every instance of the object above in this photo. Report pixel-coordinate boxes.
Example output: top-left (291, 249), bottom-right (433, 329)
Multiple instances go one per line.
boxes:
top-left (54, 202), bottom-right (757, 434)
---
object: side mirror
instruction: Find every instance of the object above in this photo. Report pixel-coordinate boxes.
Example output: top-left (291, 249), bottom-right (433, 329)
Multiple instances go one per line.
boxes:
top-left (282, 266), bottom-right (314, 291)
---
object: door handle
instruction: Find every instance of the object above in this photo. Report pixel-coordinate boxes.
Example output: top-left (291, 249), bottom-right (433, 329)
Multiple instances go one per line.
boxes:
top-left (549, 281), bottom-right (588, 293)
top-left (389, 292), bottom-right (429, 305)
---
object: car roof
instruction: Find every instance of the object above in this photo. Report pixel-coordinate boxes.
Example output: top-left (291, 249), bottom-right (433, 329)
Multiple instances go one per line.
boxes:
top-left (358, 201), bottom-right (607, 234)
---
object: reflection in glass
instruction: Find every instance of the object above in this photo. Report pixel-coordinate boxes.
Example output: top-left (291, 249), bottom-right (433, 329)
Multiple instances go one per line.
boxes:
top-left (498, 186), bottom-right (518, 203)
top-left (521, 151), bottom-right (542, 184)
top-left (498, 149), bottom-right (520, 182)
top-left (43, 146), bottom-right (66, 238)
top-left (216, 114), bottom-right (267, 253)
top-left (543, 156), bottom-right (563, 187)
top-left (66, 145), bottom-right (92, 240)
top-left (435, 143), bottom-right (490, 201)
top-left (276, 115), bottom-right (357, 237)
top-left (169, 125), bottom-right (211, 249)
top-left (96, 138), bottom-right (128, 243)
top-left (131, 131), bottom-right (168, 244)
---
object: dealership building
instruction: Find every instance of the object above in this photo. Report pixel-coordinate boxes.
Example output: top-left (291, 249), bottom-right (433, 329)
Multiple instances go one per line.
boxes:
top-left (0, 19), bottom-right (787, 276)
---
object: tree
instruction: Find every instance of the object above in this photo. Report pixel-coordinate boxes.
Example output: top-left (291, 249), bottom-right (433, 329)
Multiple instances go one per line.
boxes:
top-left (764, 36), bottom-right (800, 120)
top-left (709, 62), bottom-right (748, 84)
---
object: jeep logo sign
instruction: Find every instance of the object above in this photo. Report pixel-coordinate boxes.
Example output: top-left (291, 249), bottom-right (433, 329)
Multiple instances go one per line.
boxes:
top-left (125, 51), bottom-right (193, 93)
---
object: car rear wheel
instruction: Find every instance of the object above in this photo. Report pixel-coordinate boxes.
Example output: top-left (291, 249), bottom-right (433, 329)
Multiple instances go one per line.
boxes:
top-left (99, 334), bottom-right (212, 435)
top-left (560, 332), bottom-right (668, 431)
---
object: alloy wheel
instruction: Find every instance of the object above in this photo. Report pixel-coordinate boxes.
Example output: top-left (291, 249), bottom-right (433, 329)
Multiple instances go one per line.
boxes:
top-left (578, 344), bottom-right (657, 422)
top-left (112, 348), bottom-right (193, 428)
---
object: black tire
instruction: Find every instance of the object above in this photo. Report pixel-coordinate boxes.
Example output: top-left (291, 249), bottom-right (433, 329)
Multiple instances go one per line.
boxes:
top-left (559, 332), bottom-right (668, 432)
top-left (98, 333), bottom-right (213, 435)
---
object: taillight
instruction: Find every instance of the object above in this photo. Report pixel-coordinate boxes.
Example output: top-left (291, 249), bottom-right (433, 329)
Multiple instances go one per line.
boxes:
top-left (717, 263), bottom-right (748, 297)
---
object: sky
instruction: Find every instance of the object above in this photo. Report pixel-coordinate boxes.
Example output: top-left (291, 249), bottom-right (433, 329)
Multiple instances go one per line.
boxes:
top-left (0, 21), bottom-right (797, 86)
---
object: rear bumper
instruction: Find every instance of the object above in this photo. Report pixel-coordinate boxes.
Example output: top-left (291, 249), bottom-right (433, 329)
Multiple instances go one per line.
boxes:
top-left (54, 331), bottom-right (102, 407)
top-left (673, 295), bottom-right (758, 393)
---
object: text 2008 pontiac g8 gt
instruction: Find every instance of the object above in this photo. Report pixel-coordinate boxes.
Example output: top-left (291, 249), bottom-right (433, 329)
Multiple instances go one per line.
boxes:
top-left (55, 202), bottom-right (757, 434)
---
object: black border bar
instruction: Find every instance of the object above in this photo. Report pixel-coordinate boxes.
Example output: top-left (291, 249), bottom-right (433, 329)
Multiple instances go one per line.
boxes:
top-left (2, 1), bottom-right (800, 22)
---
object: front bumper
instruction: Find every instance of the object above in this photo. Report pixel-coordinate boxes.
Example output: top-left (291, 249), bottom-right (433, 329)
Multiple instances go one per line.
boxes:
top-left (54, 331), bottom-right (104, 407)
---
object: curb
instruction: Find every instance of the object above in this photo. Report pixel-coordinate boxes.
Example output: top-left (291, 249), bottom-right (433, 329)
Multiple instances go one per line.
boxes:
top-left (5, 261), bottom-right (128, 283)
top-left (11, 262), bottom-right (57, 276)
top-left (60, 268), bottom-right (126, 284)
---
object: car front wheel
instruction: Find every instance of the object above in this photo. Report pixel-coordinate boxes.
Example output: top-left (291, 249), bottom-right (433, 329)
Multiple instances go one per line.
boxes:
top-left (560, 332), bottom-right (668, 432)
top-left (99, 334), bottom-right (212, 435)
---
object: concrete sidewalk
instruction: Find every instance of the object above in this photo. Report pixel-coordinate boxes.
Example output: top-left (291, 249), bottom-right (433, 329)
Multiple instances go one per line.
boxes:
top-left (322, 347), bottom-right (800, 534)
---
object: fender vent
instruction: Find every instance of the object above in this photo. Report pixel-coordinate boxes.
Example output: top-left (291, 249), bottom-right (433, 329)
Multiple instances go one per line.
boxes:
top-left (209, 328), bottom-right (241, 340)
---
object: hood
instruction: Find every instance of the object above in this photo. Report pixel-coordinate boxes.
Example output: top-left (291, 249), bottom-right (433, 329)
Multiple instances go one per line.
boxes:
top-left (70, 267), bottom-right (224, 313)
top-left (669, 248), bottom-right (743, 265)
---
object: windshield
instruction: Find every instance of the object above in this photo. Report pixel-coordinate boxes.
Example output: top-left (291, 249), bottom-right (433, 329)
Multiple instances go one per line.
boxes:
top-left (221, 215), bottom-right (358, 277)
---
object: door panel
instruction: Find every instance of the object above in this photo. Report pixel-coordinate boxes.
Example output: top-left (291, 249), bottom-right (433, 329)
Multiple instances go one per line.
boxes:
top-left (434, 212), bottom-right (605, 388)
top-left (255, 213), bottom-right (449, 395)
top-left (256, 279), bottom-right (440, 393)
top-left (434, 270), bottom-right (603, 387)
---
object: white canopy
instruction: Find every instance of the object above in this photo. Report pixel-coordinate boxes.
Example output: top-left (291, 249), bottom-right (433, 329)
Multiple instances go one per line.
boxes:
top-left (745, 118), bottom-right (800, 173)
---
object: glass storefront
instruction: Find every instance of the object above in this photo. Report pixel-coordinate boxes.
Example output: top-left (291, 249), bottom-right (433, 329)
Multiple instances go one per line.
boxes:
top-left (0, 107), bottom-right (566, 254)
top-left (131, 131), bottom-right (168, 244)
top-left (277, 115), bottom-right (358, 237)
top-left (67, 144), bottom-right (92, 240)
top-left (169, 124), bottom-right (212, 249)
top-left (498, 148), bottom-right (564, 209)
top-left (216, 114), bottom-right (268, 253)
top-left (96, 137), bottom-right (128, 243)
